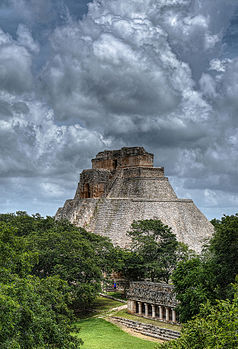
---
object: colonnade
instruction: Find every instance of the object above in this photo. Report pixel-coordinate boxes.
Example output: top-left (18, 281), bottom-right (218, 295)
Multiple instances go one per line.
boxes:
top-left (129, 300), bottom-right (177, 323)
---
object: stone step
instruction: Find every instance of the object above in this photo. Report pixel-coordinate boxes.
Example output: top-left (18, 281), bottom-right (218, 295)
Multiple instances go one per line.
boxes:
top-left (111, 316), bottom-right (181, 341)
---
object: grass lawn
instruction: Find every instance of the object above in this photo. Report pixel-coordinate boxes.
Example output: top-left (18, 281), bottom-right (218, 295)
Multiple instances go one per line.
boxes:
top-left (93, 296), bottom-right (123, 312)
top-left (75, 318), bottom-right (157, 349)
top-left (113, 309), bottom-right (181, 332)
top-left (80, 296), bottom-right (123, 319)
top-left (105, 291), bottom-right (127, 300)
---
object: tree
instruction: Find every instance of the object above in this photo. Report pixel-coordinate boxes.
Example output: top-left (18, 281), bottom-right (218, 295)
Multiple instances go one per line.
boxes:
top-left (156, 281), bottom-right (238, 349)
top-left (0, 221), bottom-right (38, 278)
top-left (114, 248), bottom-right (146, 281)
top-left (0, 214), bottom-right (83, 348)
top-left (171, 257), bottom-right (214, 322)
top-left (0, 275), bottom-right (82, 348)
top-left (210, 213), bottom-right (238, 299)
top-left (0, 212), bottom-right (117, 311)
top-left (26, 222), bottom-right (106, 310)
top-left (171, 213), bottom-right (238, 322)
top-left (127, 219), bottom-right (179, 283)
top-left (0, 211), bottom-right (45, 237)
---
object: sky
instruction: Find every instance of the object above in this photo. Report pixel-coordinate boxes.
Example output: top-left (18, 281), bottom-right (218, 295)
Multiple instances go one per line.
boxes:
top-left (0, 0), bottom-right (238, 220)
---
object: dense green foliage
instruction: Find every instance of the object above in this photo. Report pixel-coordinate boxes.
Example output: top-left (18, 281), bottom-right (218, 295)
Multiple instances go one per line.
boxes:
top-left (156, 282), bottom-right (238, 349)
top-left (0, 221), bottom-right (37, 277)
top-left (172, 213), bottom-right (238, 322)
top-left (0, 212), bottom-right (115, 309)
top-left (126, 219), bottom-right (179, 283)
top-left (114, 219), bottom-right (194, 292)
top-left (113, 248), bottom-right (145, 282)
top-left (0, 275), bottom-right (82, 349)
top-left (171, 257), bottom-right (214, 322)
top-left (0, 211), bottom-right (116, 348)
top-left (1, 211), bottom-right (237, 347)
top-left (27, 221), bottom-right (102, 310)
top-left (209, 213), bottom-right (238, 299)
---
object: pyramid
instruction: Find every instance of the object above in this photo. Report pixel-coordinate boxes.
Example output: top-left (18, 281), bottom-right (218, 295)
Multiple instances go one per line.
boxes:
top-left (55, 147), bottom-right (214, 252)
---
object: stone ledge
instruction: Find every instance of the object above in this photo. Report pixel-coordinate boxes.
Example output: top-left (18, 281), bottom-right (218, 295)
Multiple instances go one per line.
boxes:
top-left (111, 316), bottom-right (181, 341)
top-left (105, 198), bottom-right (193, 202)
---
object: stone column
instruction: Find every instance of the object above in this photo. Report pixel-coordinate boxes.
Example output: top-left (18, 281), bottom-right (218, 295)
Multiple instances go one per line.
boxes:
top-left (159, 306), bottom-right (163, 320)
top-left (165, 307), bottom-right (170, 322)
top-left (172, 309), bottom-right (176, 323)
top-left (132, 300), bottom-right (137, 313)
top-left (127, 300), bottom-right (131, 312)
top-left (138, 302), bottom-right (142, 315)
top-left (129, 300), bottom-right (136, 313)
top-left (152, 304), bottom-right (156, 318)
top-left (145, 303), bottom-right (148, 317)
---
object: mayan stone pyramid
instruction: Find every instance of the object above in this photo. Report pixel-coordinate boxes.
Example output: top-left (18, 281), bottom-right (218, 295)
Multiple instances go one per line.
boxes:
top-left (56, 147), bottom-right (214, 252)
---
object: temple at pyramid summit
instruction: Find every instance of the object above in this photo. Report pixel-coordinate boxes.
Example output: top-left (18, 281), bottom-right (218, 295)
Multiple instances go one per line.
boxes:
top-left (55, 147), bottom-right (214, 252)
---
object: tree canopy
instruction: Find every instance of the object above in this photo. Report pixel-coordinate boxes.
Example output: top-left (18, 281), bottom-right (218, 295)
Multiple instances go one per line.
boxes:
top-left (156, 281), bottom-right (238, 349)
top-left (209, 213), bottom-right (238, 299)
top-left (127, 219), bottom-right (179, 283)
top-left (1, 211), bottom-right (237, 347)
top-left (0, 275), bottom-right (82, 349)
top-left (171, 257), bottom-right (214, 322)
top-left (0, 211), bottom-right (116, 348)
top-left (172, 213), bottom-right (238, 322)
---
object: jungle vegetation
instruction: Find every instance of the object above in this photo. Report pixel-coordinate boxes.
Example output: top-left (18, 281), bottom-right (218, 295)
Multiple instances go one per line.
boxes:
top-left (0, 212), bottom-right (237, 348)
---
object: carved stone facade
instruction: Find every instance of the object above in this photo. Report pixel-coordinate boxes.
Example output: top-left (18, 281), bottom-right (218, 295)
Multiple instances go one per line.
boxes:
top-left (127, 282), bottom-right (178, 323)
top-left (55, 146), bottom-right (214, 252)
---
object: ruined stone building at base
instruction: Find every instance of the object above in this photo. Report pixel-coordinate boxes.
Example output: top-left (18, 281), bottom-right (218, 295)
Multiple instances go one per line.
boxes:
top-left (56, 146), bottom-right (214, 252)
top-left (127, 282), bottom-right (178, 323)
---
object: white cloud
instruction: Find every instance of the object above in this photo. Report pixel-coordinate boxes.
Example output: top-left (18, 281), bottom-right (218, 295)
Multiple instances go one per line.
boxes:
top-left (0, 29), bottom-right (33, 94)
top-left (209, 58), bottom-right (232, 72)
top-left (0, 0), bottom-right (238, 218)
top-left (16, 24), bottom-right (40, 53)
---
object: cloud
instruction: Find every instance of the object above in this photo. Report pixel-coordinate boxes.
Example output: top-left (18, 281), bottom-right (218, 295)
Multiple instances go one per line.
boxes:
top-left (41, 0), bottom-right (209, 128)
top-left (0, 0), bottom-right (237, 218)
top-left (16, 24), bottom-right (39, 53)
top-left (0, 28), bottom-right (34, 94)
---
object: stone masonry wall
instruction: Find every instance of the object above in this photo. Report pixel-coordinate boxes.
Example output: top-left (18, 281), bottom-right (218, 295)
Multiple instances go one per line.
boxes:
top-left (55, 147), bottom-right (214, 252)
top-left (107, 177), bottom-right (177, 199)
top-left (111, 317), bottom-right (181, 341)
top-left (74, 169), bottom-right (112, 199)
top-left (127, 282), bottom-right (177, 308)
top-left (121, 167), bottom-right (164, 178)
top-left (56, 196), bottom-right (213, 252)
top-left (92, 147), bottom-right (153, 170)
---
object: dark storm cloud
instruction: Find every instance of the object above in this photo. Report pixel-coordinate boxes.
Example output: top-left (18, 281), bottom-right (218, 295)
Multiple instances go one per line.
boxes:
top-left (0, 0), bottom-right (237, 218)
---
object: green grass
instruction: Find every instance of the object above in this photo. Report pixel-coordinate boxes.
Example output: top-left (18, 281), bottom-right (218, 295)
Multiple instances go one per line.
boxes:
top-left (113, 309), bottom-right (181, 332)
top-left (92, 297), bottom-right (123, 313)
top-left (105, 291), bottom-right (127, 300)
top-left (79, 296), bottom-right (124, 319)
top-left (74, 318), bottom-right (157, 349)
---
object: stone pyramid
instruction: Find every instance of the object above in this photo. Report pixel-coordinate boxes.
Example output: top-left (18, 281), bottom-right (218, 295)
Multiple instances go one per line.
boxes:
top-left (55, 147), bottom-right (214, 252)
